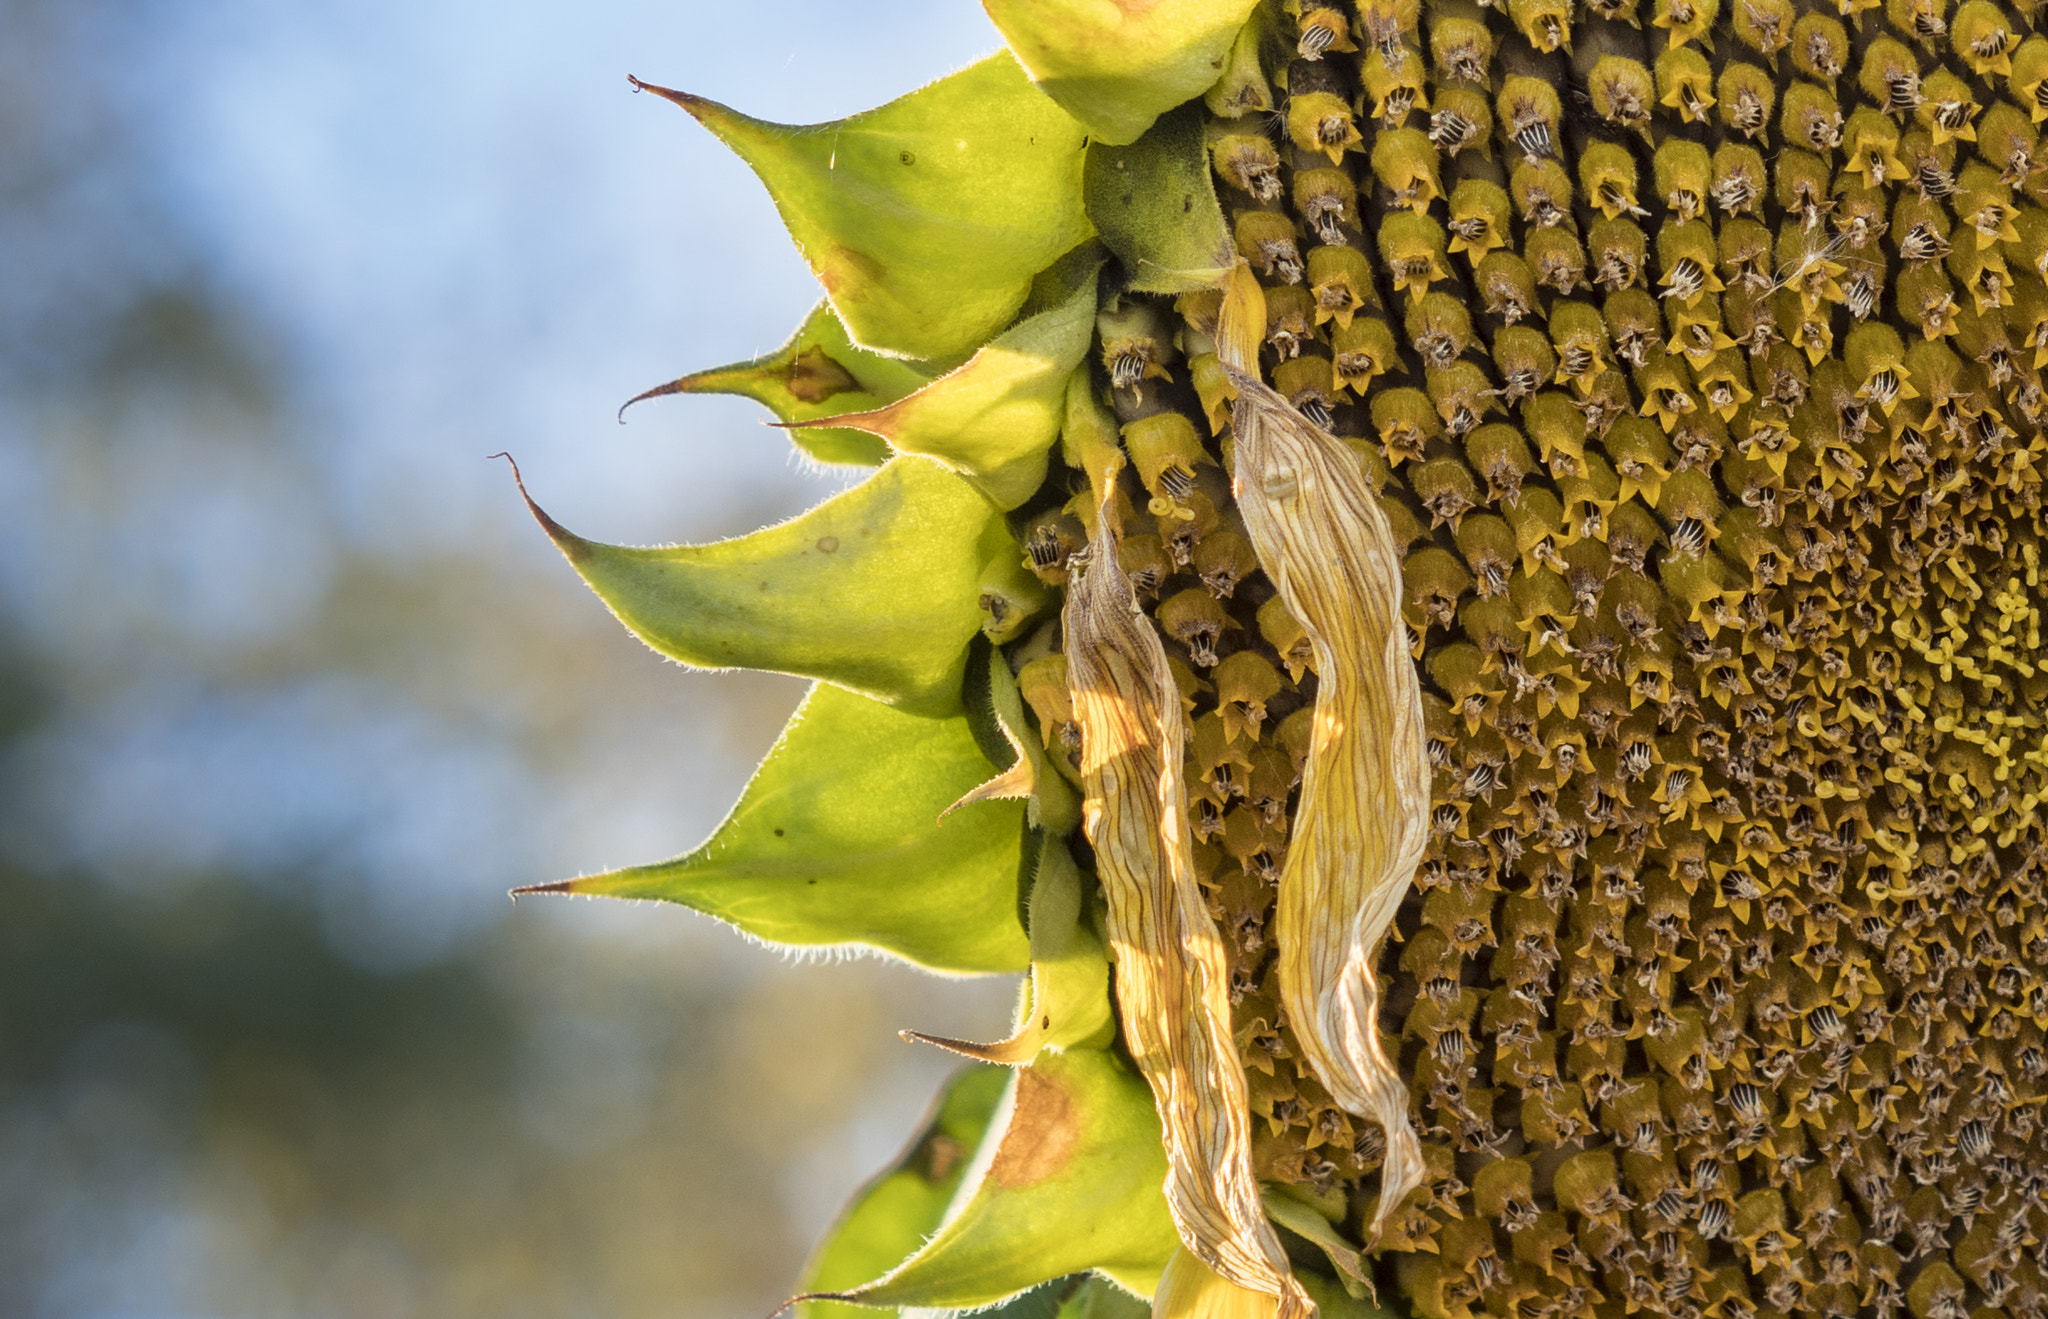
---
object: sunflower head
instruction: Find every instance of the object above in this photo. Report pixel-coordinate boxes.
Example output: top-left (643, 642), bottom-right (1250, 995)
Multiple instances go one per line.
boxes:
top-left (521, 1), bottom-right (2048, 1317)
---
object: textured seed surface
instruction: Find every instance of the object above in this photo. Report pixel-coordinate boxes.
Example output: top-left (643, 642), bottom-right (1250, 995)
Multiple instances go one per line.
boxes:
top-left (1006, 0), bottom-right (2048, 1309)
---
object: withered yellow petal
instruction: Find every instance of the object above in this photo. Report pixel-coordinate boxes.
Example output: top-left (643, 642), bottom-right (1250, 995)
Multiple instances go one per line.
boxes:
top-left (1063, 505), bottom-right (1311, 1319)
top-left (1223, 365), bottom-right (1432, 1244)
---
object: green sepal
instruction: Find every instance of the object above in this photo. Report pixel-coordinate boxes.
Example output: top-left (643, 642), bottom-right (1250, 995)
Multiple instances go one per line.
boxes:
top-left (1083, 104), bottom-right (1234, 295)
top-left (800, 256), bottom-right (1103, 509)
top-left (624, 301), bottom-right (935, 466)
top-left (1262, 1185), bottom-right (1374, 1300)
top-left (905, 834), bottom-right (1112, 1063)
top-left (525, 456), bottom-right (1010, 717)
top-left (984, 0), bottom-right (1263, 145)
top-left (637, 55), bottom-right (1093, 362)
top-left (958, 646), bottom-right (1082, 836)
top-left (517, 682), bottom-right (1030, 975)
top-left (795, 1064), bottom-right (1011, 1319)
top-left (815, 1046), bottom-right (1180, 1309)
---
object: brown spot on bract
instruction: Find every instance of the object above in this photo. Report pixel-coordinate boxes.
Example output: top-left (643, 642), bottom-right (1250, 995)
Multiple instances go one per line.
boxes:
top-left (783, 347), bottom-right (859, 404)
top-left (820, 245), bottom-right (885, 298)
top-left (987, 1068), bottom-right (1079, 1188)
top-left (816, 535), bottom-right (840, 554)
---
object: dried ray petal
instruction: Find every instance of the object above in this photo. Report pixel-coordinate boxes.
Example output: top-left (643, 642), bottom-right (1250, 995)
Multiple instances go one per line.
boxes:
top-left (1221, 343), bottom-right (1430, 1239)
top-left (1064, 500), bottom-right (1311, 1319)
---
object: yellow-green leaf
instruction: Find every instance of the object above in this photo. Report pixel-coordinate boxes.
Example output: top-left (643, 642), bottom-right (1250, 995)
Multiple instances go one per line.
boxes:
top-left (637, 55), bottom-right (1093, 362)
top-left (795, 1064), bottom-right (1010, 1319)
top-left (820, 1047), bottom-right (1180, 1309)
top-left (804, 256), bottom-right (1102, 509)
top-left (623, 300), bottom-right (936, 466)
top-left (1083, 104), bottom-right (1234, 295)
top-left (985, 0), bottom-right (1263, 145)
top-left (524, 456), bottom-right (1011, 717)
top-left (517, 682), bottom-right (1030, 975)
top-left (905, 834), bottom-right (1112, 1063)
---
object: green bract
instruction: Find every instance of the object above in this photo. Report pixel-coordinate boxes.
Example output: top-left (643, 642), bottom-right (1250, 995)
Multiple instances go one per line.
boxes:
top-left (1261, 1190), bottom-right (1374, 1302)
top-left (904, 834), bottom-right (1112, 1061)
top-left (983, 0), bottom-right (1264, 145)
top-left (641, 54), bottom-right (1093, 362)
top-left (1081, 104), bottom-right (1234, 295)
top-left (521, 681), bottom-right (1029, 975)
top-left (530, 457), bottom-right (1011, 717)
top-left (631, 300), bottom-right (936, 466)
top-left (795, 1064), bottom-right (1010, 1319)
top-left (822, 1046), bottom-right (1181, 1309)
top-left (806, 252), bottom-right (1105, 508)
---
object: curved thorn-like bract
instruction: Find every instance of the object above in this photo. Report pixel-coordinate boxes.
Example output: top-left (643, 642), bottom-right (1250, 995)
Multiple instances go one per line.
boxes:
top-left (618, 300), bottom-right (936, 465)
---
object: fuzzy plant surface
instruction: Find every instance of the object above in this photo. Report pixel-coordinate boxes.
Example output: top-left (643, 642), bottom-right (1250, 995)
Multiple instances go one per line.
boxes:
top-left (515, 0), bottom-right (2048, 1317)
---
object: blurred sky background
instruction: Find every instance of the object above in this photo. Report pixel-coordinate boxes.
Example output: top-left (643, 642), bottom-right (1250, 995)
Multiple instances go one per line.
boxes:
top-left (0, 1), bottom-right (1028, 1314)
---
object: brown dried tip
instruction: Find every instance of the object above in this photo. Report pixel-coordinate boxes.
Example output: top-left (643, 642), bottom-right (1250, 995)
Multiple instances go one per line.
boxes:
top-left (490, 451), bottom-right (586, 563)
top-left (614, 376), bottom-right (691, 424)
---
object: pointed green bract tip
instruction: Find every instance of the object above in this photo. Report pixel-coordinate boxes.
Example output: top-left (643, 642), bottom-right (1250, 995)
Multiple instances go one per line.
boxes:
top-left (636, 57), bottom-right (1092, 363)
top-left (983, 0), bottom-right (1263, 145)
top-left (903, 834), bottom-right (1112, 1062)
top-left (624, 300), bottom-right (937, 466)
top-left (531, 682), bottom-right (1030, 975)
top-left (795, 1063), bottom-right (1011, 1319)
top-left (524, 456), bottom-right (1014, 717)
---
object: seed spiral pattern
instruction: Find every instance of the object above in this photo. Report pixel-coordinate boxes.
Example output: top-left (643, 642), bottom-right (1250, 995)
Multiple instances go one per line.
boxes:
top-left (1017, 0), bottom-right (2048, 1313)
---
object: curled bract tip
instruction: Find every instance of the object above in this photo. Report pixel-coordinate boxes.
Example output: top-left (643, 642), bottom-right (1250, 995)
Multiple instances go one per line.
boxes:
top-left (624, 73), bottom-right (700, 114)
top-left (491, 451), bottom-right (582, 556)
top-left (646, 54), bottom-right (1092, 362)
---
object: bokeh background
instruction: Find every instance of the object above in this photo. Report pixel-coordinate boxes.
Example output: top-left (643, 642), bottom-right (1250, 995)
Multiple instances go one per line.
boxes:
top-left (0, 1), bottom-right (1028, 1313)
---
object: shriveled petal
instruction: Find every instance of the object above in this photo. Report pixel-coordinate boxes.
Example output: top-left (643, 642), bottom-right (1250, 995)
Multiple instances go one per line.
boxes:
top-left (1221, 269), bottom-right (1432, 1244)
top-left (1064, 499), bottom-right (1312, 1319)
